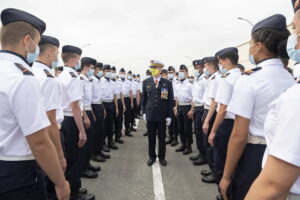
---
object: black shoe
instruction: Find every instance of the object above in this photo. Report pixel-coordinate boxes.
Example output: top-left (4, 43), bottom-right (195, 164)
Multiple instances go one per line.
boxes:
top-left (88, 164), bottom-right (101, 172)
top-left (79, 188), bottom-right (87, 195)
top-left (165, 137), bottom-right (173, 145)
top-left (201, 169), bottom-right (213, 177)
top-left (147, 158), bottom-right (156, 166)
top-left (183, 147), bottom-right (192, 155)
top-left (193, 157), bottom-right (207, 166)
top-left (108, 143), bottom-right (119, 150)
top-left (99, 152), bottom-right (110, 159)
top-left (189, 153), bottom-right (201, 161)
top-left (91, 155), bottom-right (106, 162)
top-left (81, 169), bottom-right (98, 179)
top-left (143, 132), bottom-right (148, 136)
top-left (71, 193), bottom-right (96, 200)
top-left (175, 145), bottom-right (186, 152)
top-left (103, 145), bottom-right (110, 152)
top-left (125, 132), bottom-right (133, 137)
top-left (201, 174), bottom-right (216, 184)
top-left (216, 194), bottom-right (223, 200)
top-left (115, 138), bottom-right (124, 144)
top-left (170, 138), bottom-right (178, 146)
top-left (131, 127), bottom-right (137, 132)
top-left (159, 159), bottom-right (167, 166)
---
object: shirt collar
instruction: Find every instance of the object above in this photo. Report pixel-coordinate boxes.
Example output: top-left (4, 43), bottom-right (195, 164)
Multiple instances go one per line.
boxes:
top-left (153, 76), bottom-right (161, 82)
top-left (0, 50), bottom-right (30, 69)
top-left (227, 67), bottom-right (240, 74)
top-left (257, 58), bottom-right (284, 68)
top-left (80, 74), bottom-right (89, 81)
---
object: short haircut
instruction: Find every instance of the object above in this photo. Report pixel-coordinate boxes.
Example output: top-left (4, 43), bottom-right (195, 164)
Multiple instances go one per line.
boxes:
top-left (61, 52), bottom-right (78, 63)
top-left (219, 52), bottom-right (239, 65)
top-left (206, 60), bottom-right (219, 71)
top-left (0, 21), bottom-right (39, 48)
top-left (39, 43), bottom-right (56, 56)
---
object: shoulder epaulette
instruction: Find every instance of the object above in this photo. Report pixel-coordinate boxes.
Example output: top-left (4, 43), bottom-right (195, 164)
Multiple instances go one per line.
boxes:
top-left (242, 67), bottom-right (262, 75)
top-left (211, 75), bottom-right (216, 80)
top-left (44, 69), bottom-right (54, 78)
top-left (15, 63), bottom-right (33, 76)
top-left (69, 72), bottom-right (77, 78)
top-left (80, 76), bottom-right (84, 80)
top-left (221, 72), bottom-right (230, 78)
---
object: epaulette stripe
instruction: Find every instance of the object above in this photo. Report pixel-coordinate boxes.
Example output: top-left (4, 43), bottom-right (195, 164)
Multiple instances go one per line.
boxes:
top-left (15, 63), bottom-right (34, 76)
top-left (44, 69), bottom-right (54, 78)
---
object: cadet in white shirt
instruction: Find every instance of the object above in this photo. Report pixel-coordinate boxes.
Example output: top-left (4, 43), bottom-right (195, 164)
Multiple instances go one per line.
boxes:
top-left (174, 65), bottom-right (194, 155)
top-left (0, 8), bottom-right (69, 200)
top-left (130, 72), bottom-right (140, 131)
top-left (111, 66), bottom-right (126, 144)
top-left (166, 66), bottom-right (180, 146)
top-left (189, 60), bottom-right (208, 166)
top-left (90, 62), bottom-right (111, 161)
top-left (246, 4), bottom-right (300, 199)
top-left (100, 65), bottom-right (119, 150)
top-left (200, 57), bottom-right (220, 184)
top-left (219, 14), bottom-right (295, 200)
top-left (120, 68), bottom-right (134, 137)
top-left (136, 74), bottom-right (143, 116)
top-left (79, 57), bottom-right (100, 179)
top-left (207, 48), bottom-right (241, 200)
top-left (58, 45), bottom-right (95, 200)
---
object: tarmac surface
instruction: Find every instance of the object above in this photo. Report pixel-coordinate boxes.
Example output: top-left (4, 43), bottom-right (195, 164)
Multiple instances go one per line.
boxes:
top-left (82, 119), bottom-right (217, 200)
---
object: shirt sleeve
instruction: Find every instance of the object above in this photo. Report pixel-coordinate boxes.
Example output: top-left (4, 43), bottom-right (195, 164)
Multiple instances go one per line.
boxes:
top-left (227, 76), bottom-right (255, 119)
top-left (10, 76), bottom-right (50, 136)
top-left (42, 79), bottom-right (61, 112)
top-left (208, 78), bottom-right (219, 99)
top-left (67, 78), bottom-right (82, 103)
top-left (269, 98), bottom-right (300, 167)
top-left (215, 78), bottom-right (232, 106)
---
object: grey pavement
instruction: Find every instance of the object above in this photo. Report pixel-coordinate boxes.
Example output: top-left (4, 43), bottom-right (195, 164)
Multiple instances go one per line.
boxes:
top-left (83, 119), bottom-right (217, 200)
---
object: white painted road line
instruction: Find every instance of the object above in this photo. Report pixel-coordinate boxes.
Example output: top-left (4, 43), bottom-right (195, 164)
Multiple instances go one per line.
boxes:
top-left (152, 160), bottom-right (166, 200)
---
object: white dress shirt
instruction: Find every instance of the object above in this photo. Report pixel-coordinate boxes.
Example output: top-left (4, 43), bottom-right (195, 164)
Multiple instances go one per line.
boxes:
top-left (114, 79), bottom-right (123, 99)
top-left (192, 73), bottom-right (207, 105)
top-left (121, 78), bottom-right (133, 97)
top-left (177, 79), bottom-right (193, 103)
top-left (90, 75), bottom-right (102, 104)
top-left (0, 51), bottom-right (50, 158)
top-left (227, 58), bottom-right (295, 137)
top-left (79, 74), bottom-right (93, 109)
top-left (99, 77), bottom-right (116, 102)
top-left (262, 83), bottom-right (300, 194)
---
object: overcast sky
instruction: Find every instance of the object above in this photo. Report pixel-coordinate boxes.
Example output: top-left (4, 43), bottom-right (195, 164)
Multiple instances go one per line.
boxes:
top-left (0, 0), bottom-right (294, 76)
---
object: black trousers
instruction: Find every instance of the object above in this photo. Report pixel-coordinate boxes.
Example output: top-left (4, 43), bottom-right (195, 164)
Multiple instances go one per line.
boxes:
top-left (103, 102), bottom-right (115, 143)
top-left (114, 99), bottom-right (124, 138)
top-left (92, 104), bottom-right (105, 154)
top-left (213, 119), bottom-right (234, 184)
top-left (147, 121), bottom-right (166, 159)
top-left (193, 106), bottom-right (206, 155)
top-left (168, 100), bottom-right (178, 138)
top-left (61, 116), bottom-right (85, 196)
top-left (83, 110), bottom-right (96, 169)
top-left (202, 109), bottom-right (216, 171)
top-left (177, 105), bottom-right (193, 147)
top-left (130, 98), bottom-right (137, 127)
top-left (0, 160), bottom-right (47, 200)
top-left (230, 144), bottom-right (266, 200)
top-left (124, 97), bottom-right (131, 131)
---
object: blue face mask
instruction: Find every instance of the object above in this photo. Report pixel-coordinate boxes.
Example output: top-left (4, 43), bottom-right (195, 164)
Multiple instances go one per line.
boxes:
top-left (168, 73), bottom-right (174, 80)
top-left (146, 75), bottom-right (151, 79)
top-left (87, 69), bottom-right (94, 77)
top-left (194, 71), bottom-right (200, 77)
top-left (127, 75), bottom-right (132, 80)
top-left (52, 61), bottom-right (59, 69)
top-left (26, 38), bottom-right (40, 64)
top-left (219, 66), bottom-right (228, 74)
top-left (97, 71), bottom-right (103, 77)
top-left (105, 72), bottom-right (111, 78)
top-left (111, 73), bottom-right (117, 79)
top-left (75, 61), bottom-right (81, 71)
top-left (204, 70), bottom-right (210, 76)
top-left (287, 34), bottom-right (300, 62)
top-left (179, 72), bottom-right (185, 79)
top-left (249, 55), bottom-right (256, 65)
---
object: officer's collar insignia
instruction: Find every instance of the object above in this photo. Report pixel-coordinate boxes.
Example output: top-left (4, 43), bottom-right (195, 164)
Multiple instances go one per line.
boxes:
top-left (221, 72), bottom-right (230, 78)
top-left (15, 63), bottom-right (34, 76)
top-left (44, 69), bottom-right (54, 78)
top-left (242, 67), bottom-right (262, 75)
top-left (69, 71), bottom-right (77, 78)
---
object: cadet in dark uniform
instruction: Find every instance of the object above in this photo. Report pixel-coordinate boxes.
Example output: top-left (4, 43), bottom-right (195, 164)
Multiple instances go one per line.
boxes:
top-left (0, 8), bottom-right (70, 200)
top-left (142, 60), bottom-right (174, 166)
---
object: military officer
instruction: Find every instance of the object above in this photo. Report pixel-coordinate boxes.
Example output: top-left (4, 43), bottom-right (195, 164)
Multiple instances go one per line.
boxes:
top-left (142, 60), bottom-right (174, 166)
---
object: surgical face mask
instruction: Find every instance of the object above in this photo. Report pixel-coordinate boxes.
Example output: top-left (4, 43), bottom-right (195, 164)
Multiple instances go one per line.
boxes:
top-left (204, 69), bottom-right (210, 76)
top-left (87, 69), bottom-right (94, 77)
top-left (127, 75), bottom-right (132, 80)
top-left (287, 33), bottom-right (300, 62)
top-left (168, 73), bottom-right (174, 80)
top-left (75, 59), bottom-right (81, 71)
top-left (150, 68), bottom-right (160, 76)
top-left (146, 75), bottom-right (151, 79)
top-left (105, 72), bottom-right (111, 78)
top-left (25, 37), bottom-right (40, 63)
top-left (248, 43), bottom-right (258, 65)
top-left (120, 74), bottom-right (126, 79)
top-left (51, 55), bottom-right (59, 69)
top-left (194, 70), bottom-right (200, 77)
top-left (111, 73), bottom-right (117, 79)
top-left (179, 72), bottom-right (185, 79)
top-left (97, 71), bottom-right (103, 77)
top-left (219, 65), bottom-right (227, 74)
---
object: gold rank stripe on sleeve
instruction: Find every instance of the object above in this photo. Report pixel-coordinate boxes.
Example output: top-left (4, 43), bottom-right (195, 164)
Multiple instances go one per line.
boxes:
top-left (69, 71), bottom-right (77, 78)
top-left (14, 63), bottom-right (34, 76)
top-left (242, 67), bottom-right (262, 75)
top-left (43, 69), bottom-right (54, 78)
